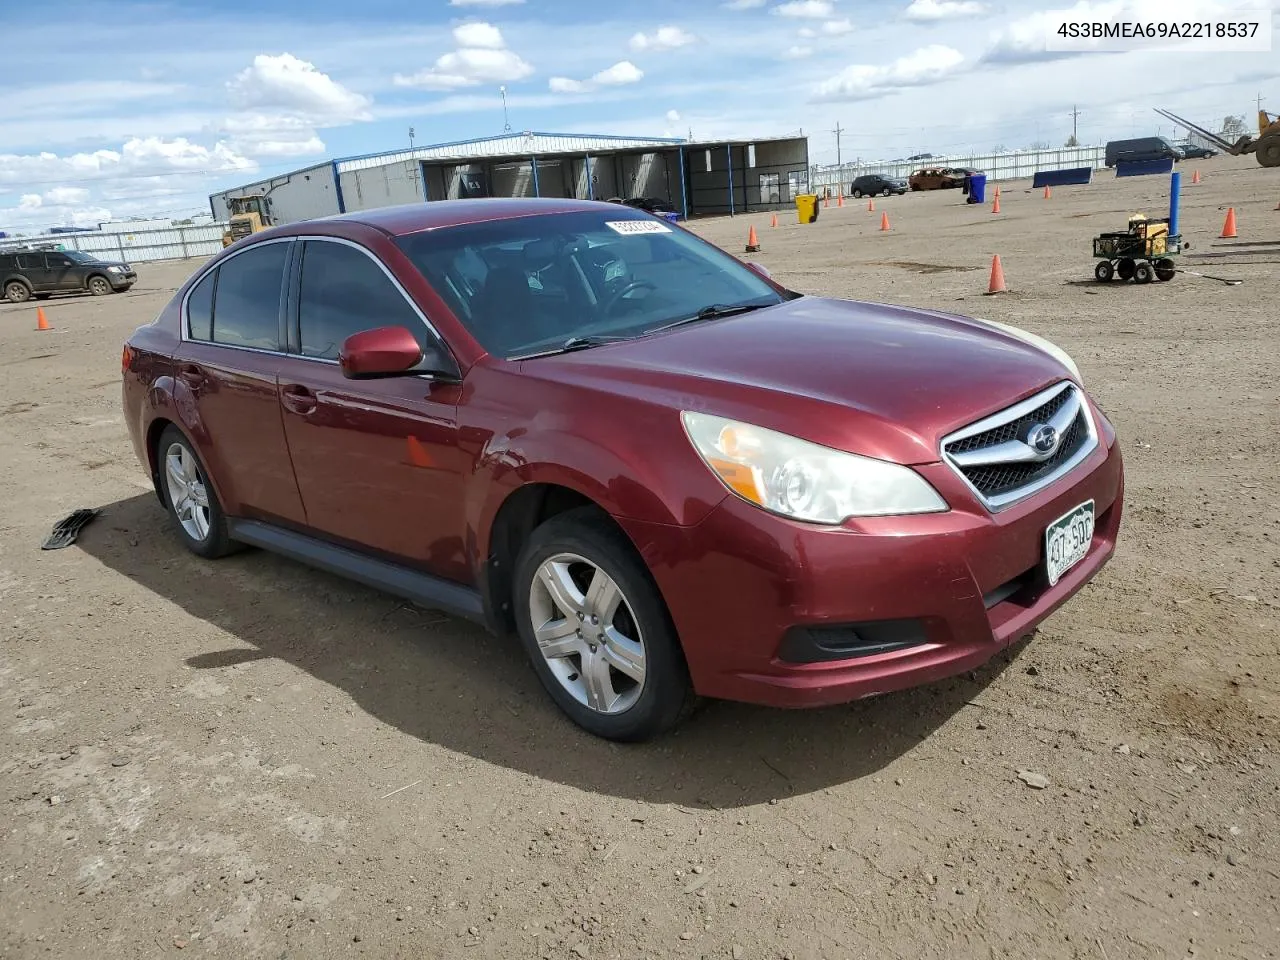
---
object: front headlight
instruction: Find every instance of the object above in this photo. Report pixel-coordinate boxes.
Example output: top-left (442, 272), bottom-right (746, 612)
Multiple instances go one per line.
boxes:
top-left (974, 317), bottom-right (1082, 383)
top-left (681, 412), bottom-right (948, 524)
top-left (107, 265), bottom-right (123, 274)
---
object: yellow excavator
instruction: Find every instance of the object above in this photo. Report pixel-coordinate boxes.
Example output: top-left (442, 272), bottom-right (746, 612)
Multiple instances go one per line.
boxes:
top-left (1155, 107), bottom-right (1280, 168)
top-left (221, 195), bottom-right (273, 247)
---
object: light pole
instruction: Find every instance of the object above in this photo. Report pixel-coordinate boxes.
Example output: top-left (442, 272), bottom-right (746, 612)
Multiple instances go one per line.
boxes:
top-left (499, 86), bottom-right (511, 133)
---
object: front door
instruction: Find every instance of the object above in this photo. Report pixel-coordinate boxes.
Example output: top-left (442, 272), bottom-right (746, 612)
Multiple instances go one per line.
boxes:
top-left (41, 253), bottom-right (81, 290)
top-left (171, 238), bottom-right (308, 526)
top-left (276, 237), bottom-right (471, 584)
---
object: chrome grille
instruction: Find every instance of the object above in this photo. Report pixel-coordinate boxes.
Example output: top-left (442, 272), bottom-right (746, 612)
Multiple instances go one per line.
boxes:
top-left (940, 382), bottom-right (1097, 511)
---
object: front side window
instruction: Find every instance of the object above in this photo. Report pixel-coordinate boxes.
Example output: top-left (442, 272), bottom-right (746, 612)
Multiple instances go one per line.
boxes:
top-left (395, 210), bottom-right (788, 359)
top-left (297, 240), bottom-right (427, 360)
top-left (208, 242), bottom-right (288, 351)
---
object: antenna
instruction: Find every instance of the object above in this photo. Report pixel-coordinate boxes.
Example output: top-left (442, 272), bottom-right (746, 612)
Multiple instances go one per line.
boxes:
top-left (499, 86), bottom-right (511, 133)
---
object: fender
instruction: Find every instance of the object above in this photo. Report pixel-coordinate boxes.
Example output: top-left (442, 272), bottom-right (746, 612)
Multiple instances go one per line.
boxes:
top-left (140, 375), bottom-right (234, 513)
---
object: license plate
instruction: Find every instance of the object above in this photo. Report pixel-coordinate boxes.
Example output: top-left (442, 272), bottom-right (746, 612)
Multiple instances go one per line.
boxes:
top-left (1045, 500), bottom-right (1095, 587)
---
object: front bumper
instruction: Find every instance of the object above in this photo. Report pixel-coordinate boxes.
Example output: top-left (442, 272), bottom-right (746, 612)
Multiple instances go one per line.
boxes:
top-left (619, 414), bottom-right (1124, 708)
top-left (110, 274), bottom-right (136, 291)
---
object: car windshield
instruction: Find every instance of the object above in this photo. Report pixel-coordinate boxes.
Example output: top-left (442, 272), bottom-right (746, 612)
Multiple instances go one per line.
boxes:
top-left (395, 210), bottom-right (789, 359)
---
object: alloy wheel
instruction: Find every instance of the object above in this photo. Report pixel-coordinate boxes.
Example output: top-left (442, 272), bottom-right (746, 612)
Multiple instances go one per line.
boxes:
top-left (164, 441), bottom-right (212, 542)
top-left (528, 552), bottom-right (646, 714)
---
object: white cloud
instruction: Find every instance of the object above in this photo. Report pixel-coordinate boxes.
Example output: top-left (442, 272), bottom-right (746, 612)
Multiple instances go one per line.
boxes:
top-left (723, 0), bottom-right (767, 7)
top-left (594, 61), bottom-right (644, 85)
top-left (903, 0), bottom-right (988, 20)
top-left (665, 109), bottom-right (681, 122)
top-left (44, 186), bottom-right (91, 205)
top-left (227, 53), bottom-right (371, 121)
top-left (19, 195), bottom-right (43, 210)
top-left (782, 45), bottom-right (814, 59)
top-left (215, 113), bottom-right (327, 157)
top-left (453, 21), bottom-right (506, 49)
top-left (775, 1), bottom-right (836, 18)
top-left (798, 26), bottom-right (817, 36)
top-left (393, 22), bottom-right (533, 89)
top-left (449, 0), bottom-right (524, 5)
top-left (630, 25), bottom-right (698, 52)
top-left (813, 44), bottom-right (965, 100)
top-left (551, 60), bottom-right (645, 94)
top-left (822, 18), bottom-right (854, 33)
top-left (0, 138), bottom-right (255, 187)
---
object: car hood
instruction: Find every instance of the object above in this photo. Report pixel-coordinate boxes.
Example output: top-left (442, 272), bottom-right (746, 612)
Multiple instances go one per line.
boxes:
top-left (524, 296), bottom-right (1076, 465)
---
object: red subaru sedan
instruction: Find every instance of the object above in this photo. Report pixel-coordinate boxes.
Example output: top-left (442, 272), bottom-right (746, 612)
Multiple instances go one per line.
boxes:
top-left (122, 198), bottom-right (1123, 741)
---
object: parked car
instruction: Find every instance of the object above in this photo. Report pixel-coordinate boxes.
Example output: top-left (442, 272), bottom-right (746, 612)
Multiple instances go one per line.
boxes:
top-left (1176, 142), bottom-right (1217, 159)
top-left (850, 174), bottom-right (908, 197)
top-left (905, 153), bottom-right (934, 161)
top-left (122, 198), bottom-right (1124, 741)
top-left (908, 167), bottom-right (971, 190)
top-left (1104, 136), bottom-right (1183, 167)
top-left (1, 249), bottom-right (137, 303)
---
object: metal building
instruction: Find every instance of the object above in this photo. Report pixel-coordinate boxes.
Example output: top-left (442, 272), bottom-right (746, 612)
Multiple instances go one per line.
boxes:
top-left (209, 131), bottom-right (810, 224)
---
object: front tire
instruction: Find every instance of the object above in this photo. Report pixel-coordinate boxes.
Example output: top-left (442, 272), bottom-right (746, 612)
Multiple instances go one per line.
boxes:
top-left (88, 275), bottom-right (111, 296)
top-left (1134, 261), bottom-right (1155, 284)
top-left (512, 508), bottom-right (695, 741)
top-left (157, 425), bottom-right (237, 559)
top-left (1094, 260), bottom-right (1115, 282)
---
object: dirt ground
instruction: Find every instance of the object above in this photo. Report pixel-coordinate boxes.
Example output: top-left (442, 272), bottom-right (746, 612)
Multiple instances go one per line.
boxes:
top-left (2, 157), bottom-right (1278, 960)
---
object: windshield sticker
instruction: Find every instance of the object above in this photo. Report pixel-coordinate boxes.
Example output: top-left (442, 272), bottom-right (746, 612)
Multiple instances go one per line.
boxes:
top-left (605, 220), bottom-right (672, 235)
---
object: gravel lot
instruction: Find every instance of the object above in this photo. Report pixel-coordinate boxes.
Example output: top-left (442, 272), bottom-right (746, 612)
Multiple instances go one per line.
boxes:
top-left (2, 157), bottom-right (1278, 960)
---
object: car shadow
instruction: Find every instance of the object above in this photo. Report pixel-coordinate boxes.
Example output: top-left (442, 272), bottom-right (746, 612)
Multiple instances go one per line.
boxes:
top-left (80, 493), bottom-right (1030, 809)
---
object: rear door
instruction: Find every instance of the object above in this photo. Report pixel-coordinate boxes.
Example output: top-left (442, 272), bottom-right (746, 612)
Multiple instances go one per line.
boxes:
top-left (18, 254), bottom-right (55, 291)
top-left (275, 237), bottom-right (471, 584)
top-left (172, 238), bottom-right (308, 525)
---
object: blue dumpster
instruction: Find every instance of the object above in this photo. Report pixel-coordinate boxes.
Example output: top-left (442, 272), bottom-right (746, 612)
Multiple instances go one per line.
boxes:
top-left (966, 173), bottom-right (987, 204)
top-left (659, 211), bottom-right (681, 224)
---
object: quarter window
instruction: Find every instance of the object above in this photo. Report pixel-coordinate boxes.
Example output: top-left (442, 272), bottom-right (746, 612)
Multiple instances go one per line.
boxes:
top-left (187, 268), bottom-right (216, 342)
top-left (297, 240), bottom-right (425, 360)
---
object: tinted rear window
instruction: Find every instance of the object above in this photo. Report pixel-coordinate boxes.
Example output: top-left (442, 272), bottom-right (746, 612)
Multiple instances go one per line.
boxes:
top-left (186, 268), bottom-right (216, 341)
top-left (210, 242), bottom-right (288, 350)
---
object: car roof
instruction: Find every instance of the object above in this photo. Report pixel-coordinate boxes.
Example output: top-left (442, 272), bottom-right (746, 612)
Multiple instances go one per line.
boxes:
top-left (295, 198), bottom-right (632, 238)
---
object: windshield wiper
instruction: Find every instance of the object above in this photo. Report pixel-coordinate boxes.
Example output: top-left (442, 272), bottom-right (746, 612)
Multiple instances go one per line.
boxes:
top-left (512, 334), bottom-right (637, 359)
top-left (649, 302), bottom-right (770, 334)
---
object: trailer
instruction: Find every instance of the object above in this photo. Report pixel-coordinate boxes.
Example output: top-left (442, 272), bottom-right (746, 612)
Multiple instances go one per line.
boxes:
top-left (1092, 214), bottom-right (1184, 284)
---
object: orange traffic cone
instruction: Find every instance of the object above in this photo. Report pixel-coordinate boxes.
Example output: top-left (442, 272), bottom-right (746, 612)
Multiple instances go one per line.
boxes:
top-left (36, 307), bottom-right (51, 331)
top-left (745, 225), bottom-right (761, 252)
top-left (879, 212), bottom-right (890, 232)
top-left (992, 193), bottom-right (1001, 214)
top-left (1274, 197), bottom-right (1280, 211)
top-left (823, 195), bottom-right (830, 208)
top-left (770, 212), bottom-right (778, 228)
top-left (1192, 169), bottom-right (1201, 184)
top-left (837, 193), bottom-right (844, 208)
top-left (1043, 185), bottom-right (1052, 199)
top-left (986, 255), bottom-right (1007, 294)
top-left (1220, 207), bottom-right (1237, 238)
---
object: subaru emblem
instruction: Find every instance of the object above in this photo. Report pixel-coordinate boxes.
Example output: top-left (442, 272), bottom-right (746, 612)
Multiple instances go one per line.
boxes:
top-left (1028, 424), bottom-right (1059, 455)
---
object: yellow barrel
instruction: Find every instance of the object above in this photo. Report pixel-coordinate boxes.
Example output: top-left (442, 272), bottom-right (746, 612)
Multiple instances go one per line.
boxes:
top-left (795, 194), bottom-right (819, 223)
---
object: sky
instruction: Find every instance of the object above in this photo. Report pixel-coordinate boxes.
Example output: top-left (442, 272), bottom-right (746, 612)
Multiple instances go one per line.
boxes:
top-left (1, 0), bottom-right (1277, 232)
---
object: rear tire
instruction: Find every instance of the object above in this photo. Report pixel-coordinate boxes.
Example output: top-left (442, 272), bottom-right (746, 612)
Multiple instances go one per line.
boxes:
top-left (1154, 258), bottom-right (1176, 281)
top-left (156, 425), bottom-right (238, 560)
top-left (512, 507), bottom-right (696, 742)
top-left (87, 275), bottom-right (111, 296)
top-left (4, 280), bottom-right (31, 303)
top-left (1116, 258), bottom-right (1136, 281)
top-left (852, 189), bottom-right (863, 198)
top-left (1134, 261), bottom-right (1155, 284)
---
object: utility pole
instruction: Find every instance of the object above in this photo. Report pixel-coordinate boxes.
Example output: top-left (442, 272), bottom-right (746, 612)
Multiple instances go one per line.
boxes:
top-left (1071, 104), bottom-right (1079, 142)
top-left (1258, 92), bottom-right (1266, 115)
top-left (409, 126), bottom-right (415, 149)
top-left (499, 86), bottom-right (511, 133)
top-left (832, 121), bottom-right (843, 169)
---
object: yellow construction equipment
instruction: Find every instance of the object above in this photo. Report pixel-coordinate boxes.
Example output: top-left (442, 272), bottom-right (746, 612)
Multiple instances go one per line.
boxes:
top-left (221, 195), bottom-right (273, 247)
top-left (1156, 107), bottom-right (1280, 168)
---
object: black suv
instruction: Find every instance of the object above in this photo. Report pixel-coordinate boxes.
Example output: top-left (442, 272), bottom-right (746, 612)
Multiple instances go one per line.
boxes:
top-left (849, 174), bottom-right (908, 198)
top-left (0, 249), bottom-right (137, 303)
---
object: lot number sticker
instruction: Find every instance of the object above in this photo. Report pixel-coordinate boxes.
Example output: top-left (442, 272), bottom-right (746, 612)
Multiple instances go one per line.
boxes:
top-left (605, 220), bottom-right (672, 235)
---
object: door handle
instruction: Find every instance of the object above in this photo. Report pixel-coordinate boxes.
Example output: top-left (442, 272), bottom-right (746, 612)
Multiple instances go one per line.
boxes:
top-left (280, 383), bottom-right (317, 415)
top-left (177, 363), bottom-right (206, 389)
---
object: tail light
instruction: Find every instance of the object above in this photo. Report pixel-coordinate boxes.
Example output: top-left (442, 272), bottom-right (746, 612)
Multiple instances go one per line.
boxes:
top-left (121, 344), bottom-right (133, 374)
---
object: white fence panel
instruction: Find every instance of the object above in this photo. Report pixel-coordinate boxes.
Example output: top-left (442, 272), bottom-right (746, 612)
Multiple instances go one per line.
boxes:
top-left (811, 145), bottom-right (1107, 191)
top-left (22, 224), bottom-right (229, 264)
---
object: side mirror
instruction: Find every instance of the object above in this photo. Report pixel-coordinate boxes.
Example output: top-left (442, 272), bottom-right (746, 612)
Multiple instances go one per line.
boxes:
top-left (746, 261), bottom-right (772, 280)
top-left (340, 326), bottom-right (433, 380)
